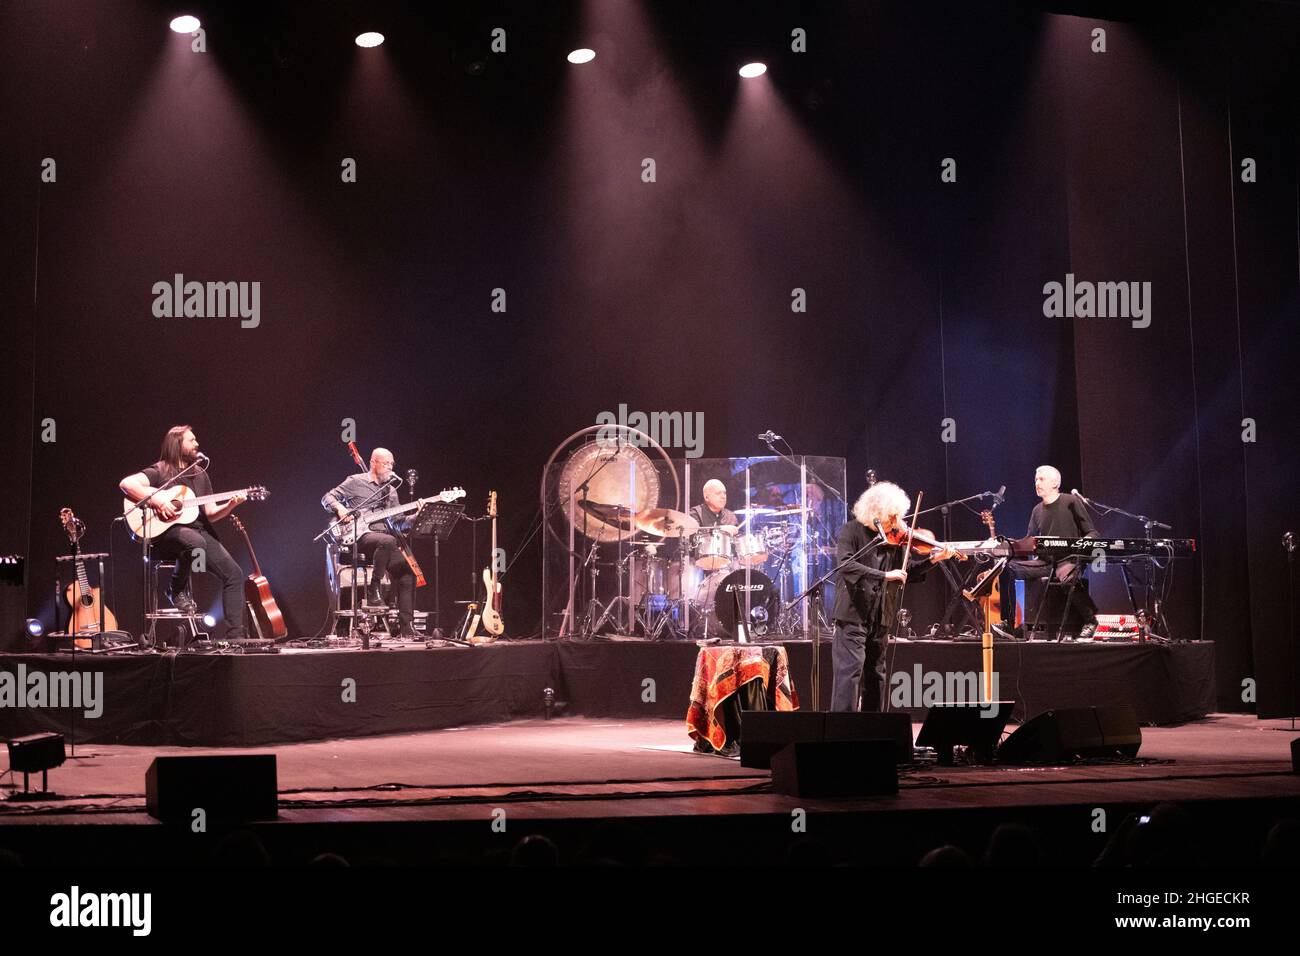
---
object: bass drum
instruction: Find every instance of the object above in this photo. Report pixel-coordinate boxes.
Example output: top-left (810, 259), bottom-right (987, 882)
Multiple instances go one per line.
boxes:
top-left (713, 569), bottom-right (778, 640)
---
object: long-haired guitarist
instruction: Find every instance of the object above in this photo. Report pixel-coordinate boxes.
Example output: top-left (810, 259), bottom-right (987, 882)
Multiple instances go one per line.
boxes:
top-left (321, 447), bottom-right (419, 638)
top-left (119, 425), bottom-right (250, 639)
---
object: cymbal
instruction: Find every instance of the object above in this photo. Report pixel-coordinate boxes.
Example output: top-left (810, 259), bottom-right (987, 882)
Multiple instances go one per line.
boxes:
top-left (578, 500), bottom-right (637, 530)
top-left (734, 507), bottom-right (777, 516)
top-left (635, 508), bottom-right (699, 538)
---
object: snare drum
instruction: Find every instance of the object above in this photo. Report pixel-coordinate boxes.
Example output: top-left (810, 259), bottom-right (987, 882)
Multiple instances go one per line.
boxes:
top-left (691, 527), bottom-right (733, 571)
top-left (733, 532), bottom-right (769, 568)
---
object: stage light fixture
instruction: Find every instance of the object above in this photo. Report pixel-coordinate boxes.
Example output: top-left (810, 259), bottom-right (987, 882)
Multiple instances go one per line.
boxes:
top-left (169, 15), bottom-right (200, 34)
top-left (355, 32), bottom-right (385, 48)
top-left (24, 618), bottom-right (43, 638)
top-left (7, 733), bottom-right (66, 797)
top-left (739, 62), bottom-right (767, 78)
top-left (202, 614), bottom-right (217, 628)
top-left (567, 48), bottom-right (596, 64)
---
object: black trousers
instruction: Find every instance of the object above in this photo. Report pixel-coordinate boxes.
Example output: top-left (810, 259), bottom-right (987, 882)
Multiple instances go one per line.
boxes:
top-left (155, 525), bottom-right (247, 637)
top-left (359, 532), bottom-right (415, 624)
top-left (830, 619), bottom-right (887, 712)
top-left (1010, 559), bottom-right (1099, 634)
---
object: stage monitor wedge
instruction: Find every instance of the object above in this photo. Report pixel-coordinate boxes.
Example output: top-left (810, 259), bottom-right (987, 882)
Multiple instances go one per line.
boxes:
top-left (997, 706), bottom-right (1141, 765)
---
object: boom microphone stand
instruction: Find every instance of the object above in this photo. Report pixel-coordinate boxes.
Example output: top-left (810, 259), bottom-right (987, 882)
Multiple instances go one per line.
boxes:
top-left (786, 536), bottom-right (885, 711)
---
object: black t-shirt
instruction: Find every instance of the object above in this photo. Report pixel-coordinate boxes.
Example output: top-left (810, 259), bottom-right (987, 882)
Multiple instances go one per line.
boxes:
top-left (1027, 493), bottom-right (1096, 538)
top-left (141, 462), bottom-right (216, 534)
top-left (690, 504), bottom-right (737, 528)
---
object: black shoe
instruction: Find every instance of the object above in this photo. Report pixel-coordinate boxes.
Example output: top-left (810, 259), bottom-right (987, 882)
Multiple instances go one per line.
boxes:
top-left (397, 623), bottom-right (422, 640)
top-left (1078, 622), bottom-right (1098, 640)
top-left (363, 586), bottom-right (385, 608)
top-left (169, 586), bottom-right (198, 615)
top-left (992, 622), bottom-right (1022, 641)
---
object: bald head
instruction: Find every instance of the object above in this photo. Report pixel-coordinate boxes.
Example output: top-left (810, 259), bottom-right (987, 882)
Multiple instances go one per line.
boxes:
top-left (370, 448), bottom-right (395, 480)
top-left (702, 479), bottom-right (727, 512)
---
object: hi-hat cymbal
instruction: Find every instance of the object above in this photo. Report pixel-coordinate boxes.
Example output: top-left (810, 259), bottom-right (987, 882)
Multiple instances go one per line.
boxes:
top-left (635, 508), bottom-right (699, 537)
top-left (734, 507), bottom-right (778, 516)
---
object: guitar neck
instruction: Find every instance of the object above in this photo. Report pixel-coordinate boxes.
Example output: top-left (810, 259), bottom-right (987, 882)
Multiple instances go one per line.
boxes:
top-left (362, 492), bottom-right (455, 524)
top-left (170, 488), bottom-right (253, 508)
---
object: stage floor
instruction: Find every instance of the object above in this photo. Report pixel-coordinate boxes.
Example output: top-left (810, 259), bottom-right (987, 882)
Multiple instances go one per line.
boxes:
top-left (2, 713), bottom-right (1297, 867)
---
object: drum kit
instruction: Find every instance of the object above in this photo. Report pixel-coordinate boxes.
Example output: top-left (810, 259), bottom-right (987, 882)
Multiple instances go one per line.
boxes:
top-left (578, 499), bottom-right (819, 641)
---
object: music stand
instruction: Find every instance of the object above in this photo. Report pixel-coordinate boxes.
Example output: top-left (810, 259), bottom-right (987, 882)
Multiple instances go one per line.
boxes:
top-left (410, 500), bottom-right (465, 639)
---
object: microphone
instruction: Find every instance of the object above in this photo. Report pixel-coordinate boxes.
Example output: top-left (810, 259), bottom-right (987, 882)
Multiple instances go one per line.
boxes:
top-left (866, 469), bottom-right (877, 487)
top-left (1071, 488), bottom-right (1090, 505)
top-left (1284, 531), bottom-right (1295, 553)
top-left (386, 474), bottom-right (404, 487)
top-left (194, 452), bottom-right (210, 469)
top-left (992, 485), bottom-right (1006, 508)
top-left (406, 469), bottom-right (418, 486)
top-left (758, 430), bottom-right (781, 443)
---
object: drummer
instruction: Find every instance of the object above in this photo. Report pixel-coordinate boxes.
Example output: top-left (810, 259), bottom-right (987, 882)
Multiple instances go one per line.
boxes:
top-left (689, 479), bottom-right (740, 535)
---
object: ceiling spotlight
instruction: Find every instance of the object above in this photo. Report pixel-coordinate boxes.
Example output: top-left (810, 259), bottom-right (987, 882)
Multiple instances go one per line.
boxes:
top-left (169, 15), bottom-right (200, 34)
top-left (355, 32), bottom-right (385, 48)
top-left (567, 48), bottom-right (596, 64)
top-left (739, 62), bottom-right (767, 78)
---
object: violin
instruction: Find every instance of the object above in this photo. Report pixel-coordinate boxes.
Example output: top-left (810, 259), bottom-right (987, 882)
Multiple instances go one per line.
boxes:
top-left (882, 524), bottom-right (967, 560)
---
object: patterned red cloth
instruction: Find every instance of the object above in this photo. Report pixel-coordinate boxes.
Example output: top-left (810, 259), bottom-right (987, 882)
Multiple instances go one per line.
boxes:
top-left (686, 645), bottom-right (799, 751)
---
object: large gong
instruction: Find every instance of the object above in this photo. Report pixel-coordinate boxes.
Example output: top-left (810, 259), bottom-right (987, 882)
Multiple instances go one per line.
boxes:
top-left (542, 425), bottom-right (681, 546)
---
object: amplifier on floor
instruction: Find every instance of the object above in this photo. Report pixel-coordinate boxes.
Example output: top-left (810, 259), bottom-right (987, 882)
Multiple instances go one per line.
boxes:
top-left (145, 754), bottom-right (278, 824)
top-left (740, 711), bottom-right (913, 768)
top-left (997, 706), bottom-right (1141, 765)
top-left (771, 739), bottom-right (898, 797)
top-left (915, 701), bottom-right (1015, 765)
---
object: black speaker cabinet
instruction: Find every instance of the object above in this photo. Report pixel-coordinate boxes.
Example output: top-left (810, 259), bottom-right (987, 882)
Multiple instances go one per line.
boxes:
top-left (145, 754), bottom-right (278, 824)
top-left (997, 706), bottom-right (1141, 765)
top-left (740, 711), bottom-right (914, 768)
top-left (771, 740), bottom-right (899, 797)
top-left (915, 701), bottom-right (1015, 765)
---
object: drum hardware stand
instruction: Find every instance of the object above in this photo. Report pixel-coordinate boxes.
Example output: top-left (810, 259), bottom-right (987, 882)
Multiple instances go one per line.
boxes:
top-left (787, 536), bottom-right (884, 710)
top-left (562, 443), bottom-right (625, 640)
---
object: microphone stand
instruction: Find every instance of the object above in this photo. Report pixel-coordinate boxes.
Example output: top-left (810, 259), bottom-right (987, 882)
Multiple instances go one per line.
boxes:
top-left (315, 479), bottom-right (401, 648)
top-left (910, 490), bottom-right (1001, 636)
top-left (786, 536), bottom-right (885, 711)
top-left (570, 435), bottom-right (624, 640)
top-left (1286, 532), bottom-right (1296, 731)
top-left (1079, 495), bottom-right (1174, 640)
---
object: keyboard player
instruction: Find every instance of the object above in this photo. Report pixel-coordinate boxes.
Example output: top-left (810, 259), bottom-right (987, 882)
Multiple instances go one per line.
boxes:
top-left (995, 465), bottom-right (1100, 640)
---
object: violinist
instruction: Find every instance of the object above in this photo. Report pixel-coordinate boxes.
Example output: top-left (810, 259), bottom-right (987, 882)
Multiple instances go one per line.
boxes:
top-left (830, 481), bottom-right (959, 712)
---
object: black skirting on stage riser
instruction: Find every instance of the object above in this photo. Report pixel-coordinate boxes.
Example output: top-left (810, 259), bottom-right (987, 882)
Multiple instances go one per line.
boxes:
top-left (0, 640), bottom-right (1215, 746)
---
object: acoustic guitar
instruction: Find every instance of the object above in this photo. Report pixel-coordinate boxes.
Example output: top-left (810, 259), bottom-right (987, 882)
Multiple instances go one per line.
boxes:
top-left (230, 514), bottom-right (288, 641)
top-left (59, 508), bottom-right (118, 647)
top-left (123, 484), bottom-right (269, 540)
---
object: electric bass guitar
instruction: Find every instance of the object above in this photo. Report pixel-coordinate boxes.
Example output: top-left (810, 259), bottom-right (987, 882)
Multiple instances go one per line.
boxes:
top-left (230, 515), bottom-right (288, 641)
top-left (123, 484), bottom-right (269, 540)
top-left (330, 488), bottom-right (467, 548)
top-left (59, 508), bottom-right (118, 644)
top-left (479, 491), bottom-right (503, 637)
